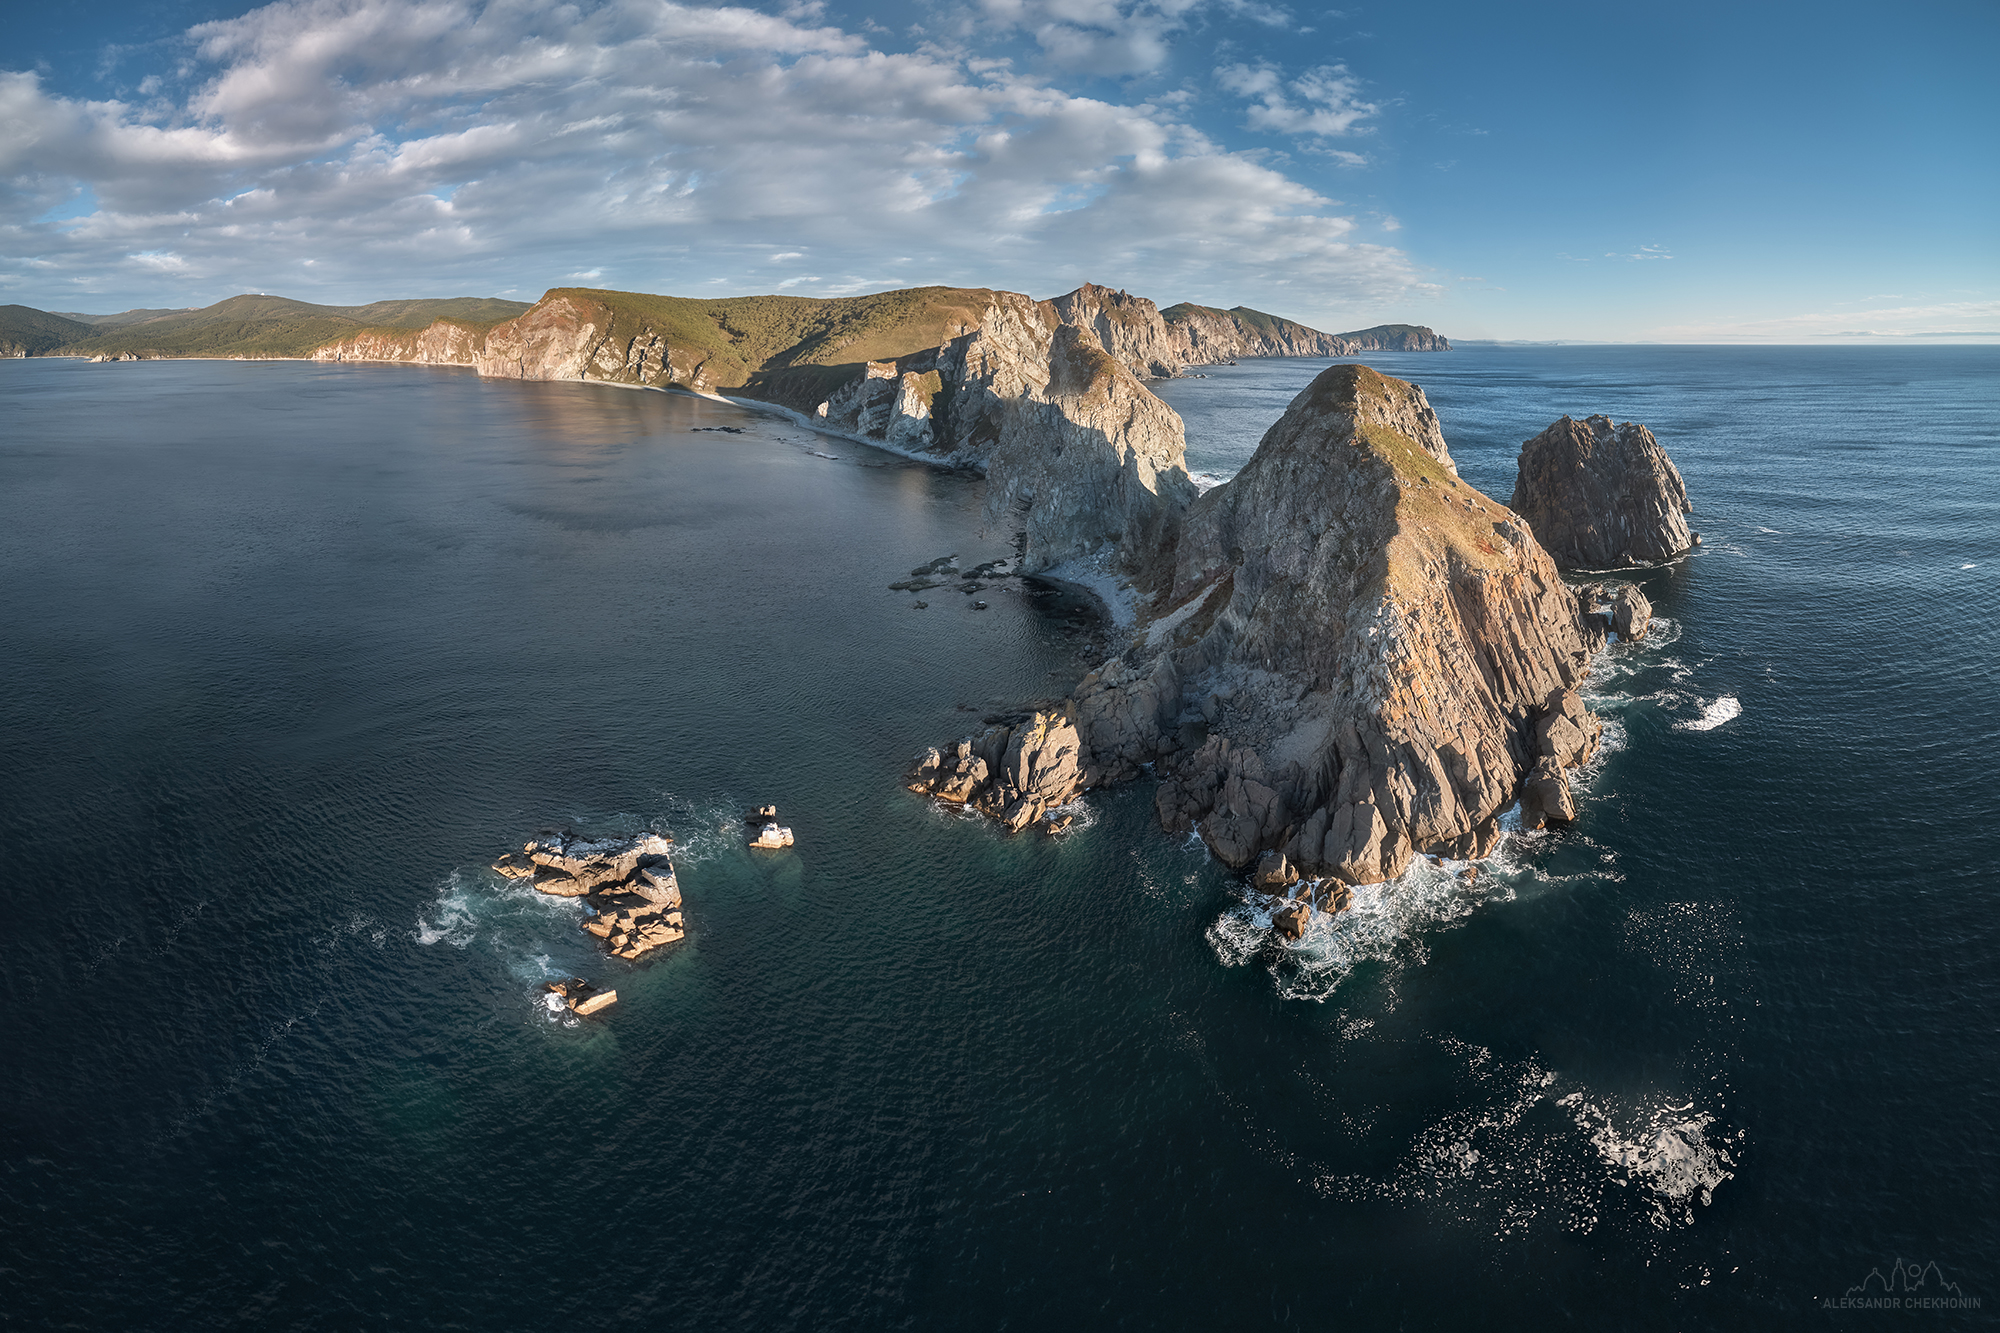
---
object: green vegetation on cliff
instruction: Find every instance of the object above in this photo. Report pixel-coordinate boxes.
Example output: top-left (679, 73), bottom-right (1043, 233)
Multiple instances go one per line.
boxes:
top-left (565, 285), bottom-right (1001, 385)
top-left (541, 285), bottom-right (1012, 408)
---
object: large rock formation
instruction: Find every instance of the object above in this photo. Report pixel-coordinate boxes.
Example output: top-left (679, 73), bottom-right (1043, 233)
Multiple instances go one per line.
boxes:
top-left (1511, 415), bottom-right (1695, 567)
top-left (817, 301), bottom-right (1195, 575)
top-left (907, 709), bottom-right (1086, 833)
top-left (912, 365), bottom-right (1604, 888)
top-left (1048, 284), bottom-right (1186, 379)
top-left (497, 830), bottom-right (687, 961)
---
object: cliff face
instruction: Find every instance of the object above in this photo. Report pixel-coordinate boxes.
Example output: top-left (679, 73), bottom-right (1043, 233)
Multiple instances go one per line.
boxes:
top-left (1162, 303), bottom-right (1356, 362)
top-left (1337, 324), bottom-right (1452, 353)
top-left (911, 365), bottom-right (1600, 885)
top-left (1047, 284), bottom-right (1186, 380)
top-left (815, 293), bottom-right (1195, 572)
top-left (1159, 308), bottom-right (1452, 363)
top-left (1511, 415), bottom-right (1694, 567)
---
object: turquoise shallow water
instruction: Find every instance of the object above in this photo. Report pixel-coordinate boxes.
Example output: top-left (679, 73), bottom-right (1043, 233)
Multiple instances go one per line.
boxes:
top-left (1, 348), bottom-right (1996, 1328)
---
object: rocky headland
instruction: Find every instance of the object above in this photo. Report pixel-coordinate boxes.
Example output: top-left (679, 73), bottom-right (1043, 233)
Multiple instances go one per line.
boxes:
top-left (1511, 414), bottom-right (1696, 567)
top-left (909, 364), bottom-right (1635, 924)
top-left (1161, 304), bottom-right (1450, 361)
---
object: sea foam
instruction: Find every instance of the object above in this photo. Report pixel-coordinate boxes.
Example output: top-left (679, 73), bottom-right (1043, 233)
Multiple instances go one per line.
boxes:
top-left (1675, 696), bottom-right (1741, 731)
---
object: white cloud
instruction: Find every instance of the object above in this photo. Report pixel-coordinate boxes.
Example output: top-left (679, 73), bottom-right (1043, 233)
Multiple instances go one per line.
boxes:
top-left (1217, 60), bottom-right (1377, 138)
top-left (0, 0), bottom-right (1424, 317)
top-left (1652, 299), bottom-right (2000, 342)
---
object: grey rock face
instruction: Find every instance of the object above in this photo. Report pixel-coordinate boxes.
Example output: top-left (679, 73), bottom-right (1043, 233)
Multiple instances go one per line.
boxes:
top-left (1511, 415), bottom-right (1694, 567)
top-left (907, 710), bottom-right (1086, 832)
top-left (1611, 585), bottom-right (1653, 640)
top-left (1047, 283), bottom-right (1186, 379)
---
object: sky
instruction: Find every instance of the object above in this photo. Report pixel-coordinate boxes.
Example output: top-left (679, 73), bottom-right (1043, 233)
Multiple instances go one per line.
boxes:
top-left (2, 0), bottom-right (1995, 340)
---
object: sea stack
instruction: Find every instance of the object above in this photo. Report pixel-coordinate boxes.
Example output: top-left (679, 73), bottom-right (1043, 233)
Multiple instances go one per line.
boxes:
top-left (1510, 415), bottom-right (1694, 567)
top-left (912, 364), bottom-right (1604, 882)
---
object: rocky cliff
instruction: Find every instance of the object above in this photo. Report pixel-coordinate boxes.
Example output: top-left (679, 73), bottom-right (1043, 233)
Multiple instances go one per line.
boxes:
top-left (1511, 415), bottom-right (1695, 567)
top-left (1162, 303), bottom-right (1355, 362)
top-left (1048, 284), bottom-right (1187, 379)
top-left (910, 365), bottom-right (1601, 886)
top-left (1336, 323), bottom-right (1452, 353)
top-left (1160, 308), bottom-right (1451, 363)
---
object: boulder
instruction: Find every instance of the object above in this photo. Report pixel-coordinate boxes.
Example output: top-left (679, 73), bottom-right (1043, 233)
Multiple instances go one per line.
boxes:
top-left (532, 866), bottom-right (590, 897)
top-left (1254, 849), bottom-right (1301, 893)
top-left (1533, 687), bottom-right (1601, 767)
top-left (1611, 585), bottom-right (1652, 641)
top-left (749, 823), bottom-right (795, 849)
top-left (1518, 756), bottom-right (1577, 828)
top-left (547, 979), bottom-right (618, 1016)
top-left (1511, 415), bottom-right (1694, 567)
top-left (1272, 901), bottom-right (1312, 941)
top-left (491, 853), bottom-right (535, 879)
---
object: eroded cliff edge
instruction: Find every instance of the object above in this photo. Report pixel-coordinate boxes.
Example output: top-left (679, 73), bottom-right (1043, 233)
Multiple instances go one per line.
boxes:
top-left (912, 365), bottom-right (1604, 886)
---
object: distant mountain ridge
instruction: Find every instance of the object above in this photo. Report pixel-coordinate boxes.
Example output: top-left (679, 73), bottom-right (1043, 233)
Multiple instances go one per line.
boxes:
top-left (0, 306), bottom-right (99, 357)
top-left (1, 283), bottom-right (1447, 370)
top-left (1, 294), bottom-right (532, 360)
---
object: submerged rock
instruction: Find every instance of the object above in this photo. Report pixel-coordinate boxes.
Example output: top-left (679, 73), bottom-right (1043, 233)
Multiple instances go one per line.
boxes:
top-left (547, 978), bottom-right (618, 1016)
top-left (1511, 415), bottom-right (1694, 567)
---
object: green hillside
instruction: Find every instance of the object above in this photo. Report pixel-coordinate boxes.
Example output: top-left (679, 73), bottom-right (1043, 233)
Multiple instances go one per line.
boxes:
top-left (59, 294), bottom-right (533, 358)
top-left (0, 305), bottom-right (99, 356)
top-left (546, 285), bottom-right (1010, 407)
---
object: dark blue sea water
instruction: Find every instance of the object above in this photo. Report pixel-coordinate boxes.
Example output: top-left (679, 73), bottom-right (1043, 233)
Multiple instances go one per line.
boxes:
top-left (2, 347), bottom-right (1995, 1329)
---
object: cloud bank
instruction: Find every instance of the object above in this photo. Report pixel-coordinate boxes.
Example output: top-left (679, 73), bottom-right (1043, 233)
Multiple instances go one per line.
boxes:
top-left (0, 0), bottom-right (1423, 316)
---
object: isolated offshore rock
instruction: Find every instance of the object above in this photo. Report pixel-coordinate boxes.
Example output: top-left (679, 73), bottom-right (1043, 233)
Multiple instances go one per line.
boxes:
top-left (511, 830), bottom-right (686, 961)
top-left (907, 709), bottom-right (1085, 832)
top-left (746, 805), bottom-right (796, 849)
top-left (1511, 415), bottom-right (1694, 567)
top-left (1132, 365), bottom-right (1588, 879)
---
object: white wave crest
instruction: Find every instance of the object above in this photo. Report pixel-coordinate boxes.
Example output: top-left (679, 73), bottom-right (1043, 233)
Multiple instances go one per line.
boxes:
top-left (1675, 696), bottom-right (1741, 731)
top-left (1206, 854), bottom-right (1519, 1002)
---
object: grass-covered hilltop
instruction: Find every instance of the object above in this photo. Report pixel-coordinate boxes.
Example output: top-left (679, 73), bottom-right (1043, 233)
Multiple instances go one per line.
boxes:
top-left (2, 282), bottom-right (1447, 378)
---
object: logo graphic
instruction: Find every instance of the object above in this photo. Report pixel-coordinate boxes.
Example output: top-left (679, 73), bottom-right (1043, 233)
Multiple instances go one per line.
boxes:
top-left (1824, 1259), bottom-right (1980, 1311)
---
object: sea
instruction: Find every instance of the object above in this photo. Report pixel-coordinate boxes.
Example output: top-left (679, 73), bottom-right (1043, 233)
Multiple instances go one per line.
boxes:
top-left (2, 345), bottom-right (1995, 1329)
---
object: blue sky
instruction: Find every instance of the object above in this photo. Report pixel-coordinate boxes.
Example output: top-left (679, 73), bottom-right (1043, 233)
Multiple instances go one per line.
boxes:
top-left (2, 0), bottom-right (1994, 339)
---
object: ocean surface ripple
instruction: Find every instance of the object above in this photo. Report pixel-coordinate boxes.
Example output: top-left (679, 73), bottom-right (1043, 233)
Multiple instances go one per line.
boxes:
top-left (3, 346), bottom-right (1996, 1327)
